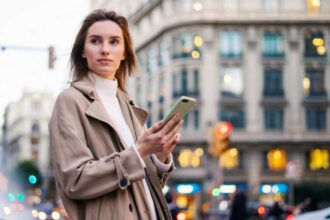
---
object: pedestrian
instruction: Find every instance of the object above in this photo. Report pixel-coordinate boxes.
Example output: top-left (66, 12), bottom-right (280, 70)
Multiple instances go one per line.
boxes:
top-left (229, 189), bottom-right (247, 220)
top-left (49, 9), bottom-right (183, 220)
top-left (268, 201), bottom-right (285, 220)
top-left (165, 192), bottom-right (179, 220)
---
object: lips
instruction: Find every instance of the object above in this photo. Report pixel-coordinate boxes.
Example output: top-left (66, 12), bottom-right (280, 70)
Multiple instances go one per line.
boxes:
top-left (97, 58), bottom-right (113, 64)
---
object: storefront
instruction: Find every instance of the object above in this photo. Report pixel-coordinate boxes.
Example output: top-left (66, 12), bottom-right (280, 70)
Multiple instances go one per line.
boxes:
top-left (259, 183), bottom-right (288, 205)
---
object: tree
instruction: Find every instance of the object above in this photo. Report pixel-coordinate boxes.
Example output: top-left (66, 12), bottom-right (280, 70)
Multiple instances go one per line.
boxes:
top-left (12, 160), bottom-right (42, 190)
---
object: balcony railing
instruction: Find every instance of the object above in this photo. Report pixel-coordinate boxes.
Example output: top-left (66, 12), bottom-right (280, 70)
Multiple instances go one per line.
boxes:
top-left (263, 90), bottom-right (285, 97)
top-left (173, 90), bottom-right (200, 98)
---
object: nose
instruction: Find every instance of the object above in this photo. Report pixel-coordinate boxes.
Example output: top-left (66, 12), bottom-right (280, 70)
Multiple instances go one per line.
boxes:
top-left (100, 43), bottom-right (110, 55)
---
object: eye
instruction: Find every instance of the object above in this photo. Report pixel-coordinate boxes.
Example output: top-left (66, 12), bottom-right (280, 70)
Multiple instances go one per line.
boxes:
top-left (110, 39), bottom-right (119, 45)
top-left (91, 38), bottom-right (101, 44)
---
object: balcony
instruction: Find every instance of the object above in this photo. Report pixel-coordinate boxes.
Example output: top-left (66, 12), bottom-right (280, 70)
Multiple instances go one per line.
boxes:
top-left (262, 52), bottom-right (285, 59)
top-left (263, 89), bottom-right (284, 97)
top-left (304, 91), bottom-right (329, 107)
top-left (173, 90), bottom-right (200, 98)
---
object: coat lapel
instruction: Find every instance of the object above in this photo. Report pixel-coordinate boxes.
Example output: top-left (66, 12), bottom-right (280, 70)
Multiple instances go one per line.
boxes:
top-left (117, 90), bottom-right (148, 140)
top-left (71, 76), bottom-right (122, 144)
top-left (85, 100), bottom-right (119, 132)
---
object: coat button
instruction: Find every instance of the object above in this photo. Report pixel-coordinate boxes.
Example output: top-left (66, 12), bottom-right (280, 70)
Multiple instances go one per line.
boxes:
top-left (129, 203), bottom-right (133, 212)
top-left (120, 177), bottom-right (128, 188)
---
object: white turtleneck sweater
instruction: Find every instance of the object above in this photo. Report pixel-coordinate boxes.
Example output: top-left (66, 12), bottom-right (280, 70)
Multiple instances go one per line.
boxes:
top-left (91, 73), bottom-right (172, 220)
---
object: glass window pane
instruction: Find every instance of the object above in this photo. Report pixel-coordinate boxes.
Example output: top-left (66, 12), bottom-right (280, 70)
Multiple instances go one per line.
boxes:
top-left (220, 148), bottom-right (240, 170)
top-left (304, 31), bottom-right (327, 58)
top-left (307, 0), bottom-right (321, 13)
top-left (267, 149), bottom-right (287, 171)
top-left (194, 110), bottom-right (199, 129)
top-left (304, 68), bottom-right (326, 97)
top-left (220, 67), bottom-right (243, 98)
top-left (219, 108), bottom-right (245, 129)
top-left (264, 108), bottom-right (283, 130)
top-left (193, 69), bottom-right (199, 95)
top-left (182, 69), bottom-right (188, 94)
top-left (263, 33), bottom-right (284, 57)
top-left (309, 149), bottom-right (329, 170)
top-left (306, 108), bottom-right (326, 130)
top-left (220, 32), bottom-right (242, 58)
top-left (264, 68), bottom-right (283, 97)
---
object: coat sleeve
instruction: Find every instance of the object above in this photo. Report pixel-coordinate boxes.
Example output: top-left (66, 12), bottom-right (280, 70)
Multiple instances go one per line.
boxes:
top-left (49, 91), bottom-right (145, 200)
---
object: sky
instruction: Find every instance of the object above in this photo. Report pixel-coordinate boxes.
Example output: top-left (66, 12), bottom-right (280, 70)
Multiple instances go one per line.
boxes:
top-left (0, 0), bottom-right (90, 129)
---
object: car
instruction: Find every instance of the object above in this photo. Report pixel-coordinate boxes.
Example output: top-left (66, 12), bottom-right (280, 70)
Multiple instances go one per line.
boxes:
top-left (294, 207), bottom-right (330, 220)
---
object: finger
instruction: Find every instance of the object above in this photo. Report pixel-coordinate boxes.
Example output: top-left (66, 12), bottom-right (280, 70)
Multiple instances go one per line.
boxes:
top-left (164, 120), bottom-right (183, 139)
top-left (146, 120), bottom-right (164, 135)
top-left (161, 114), bottom-right (181, 135)
top-left (164, 133), bottom-right (180, 152)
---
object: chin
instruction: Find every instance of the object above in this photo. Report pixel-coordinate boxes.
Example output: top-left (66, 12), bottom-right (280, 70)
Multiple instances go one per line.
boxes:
top-left (97, 70), bottom-right (115, 79)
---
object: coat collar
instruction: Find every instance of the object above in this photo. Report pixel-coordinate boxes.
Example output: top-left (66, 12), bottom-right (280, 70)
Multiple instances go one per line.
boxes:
top-left (71, 76), bottom-right (148, 141)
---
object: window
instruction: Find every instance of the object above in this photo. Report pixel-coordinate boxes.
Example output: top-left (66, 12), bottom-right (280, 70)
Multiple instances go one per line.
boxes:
top-left (267, 149), bottom-right (287, 171)
top-left (158, 72), bottom-right (165, 103)
top-left (31, 137), bottom-right (40, 145)
top-left (304, 31), bottom-right (327, 58)
top-left (193, 69), bottom-right (200, 96)
top-left (303, 68), bottom-right (326, 98)
top-left (220, 148), bottom-right (241, 170)
top-left (306, 108), bottom-right (326, 130)
top-left (135, 77), bottom-right (142, 106)
top-left (263, 33), bottom-right (284, 57)
top-left (158, 41), bottom-right (168, 66)
top-left (309, 149), bottom-right (329, 170)
top-left (181, 69), bottom-right (188, 94)
top-left (173, 34), bottom-right (203, 59)
top-left (220, 67), bottom-right (243, 98)
top-left (158, 109), bottom-right (164, 121)
top-left (146, 48), bottom-right (157, 73)
top-left (220, 32), bottom-right (242, 58)
top-left (31, 150), bottom-right (39, 160)
top-left (173, 68), bottom-right (200, 98)
top-left (219, 108), bottom-right (245, 129)
top-left (147, 101), bottom-right (152, 128)
top-left (31, 123), bottom-right (40, 133)
top-left (264, 108), bottom-right (283, 130)
top-left (180, 109), bottom-right (199, 130)
top-left (264, 68), bottom-right (284, 97)
top-left (146, 77), bottom-right (153, 128)
top-left (307, 0), bottom-right (321, 13)
top-left (194, 110), bottom-right (200, 129)
top-left (178, 147), bottom-right (204, 168)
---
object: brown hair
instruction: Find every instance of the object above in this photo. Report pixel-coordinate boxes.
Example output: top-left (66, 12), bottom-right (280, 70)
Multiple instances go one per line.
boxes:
top-left (70, 9), bottom-right (136, 91)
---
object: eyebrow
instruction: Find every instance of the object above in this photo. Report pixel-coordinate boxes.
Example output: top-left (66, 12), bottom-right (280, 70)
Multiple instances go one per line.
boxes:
top-left (89, 35), bottom-right (122, 39)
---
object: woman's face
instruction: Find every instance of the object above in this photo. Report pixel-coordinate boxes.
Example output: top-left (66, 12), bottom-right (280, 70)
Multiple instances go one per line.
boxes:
top-left (83, 20), bottom-right (125, 80)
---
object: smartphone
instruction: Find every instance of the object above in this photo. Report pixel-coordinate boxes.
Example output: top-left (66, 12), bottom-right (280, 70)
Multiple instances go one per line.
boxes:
top-left (163, 96), bottom-right (197, 123)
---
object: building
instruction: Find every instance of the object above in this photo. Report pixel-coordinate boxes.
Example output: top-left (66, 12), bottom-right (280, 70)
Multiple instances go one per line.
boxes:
top-left (2, 91), bottom-right (55, 184)
top-left (91, 0), bottom-right (330, 217)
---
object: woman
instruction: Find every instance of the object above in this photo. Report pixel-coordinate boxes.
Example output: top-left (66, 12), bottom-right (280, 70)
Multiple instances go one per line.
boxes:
top-left (49, 9), bottom-right (182, 220)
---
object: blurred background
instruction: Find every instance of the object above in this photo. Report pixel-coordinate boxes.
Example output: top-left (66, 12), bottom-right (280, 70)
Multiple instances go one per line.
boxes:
top-left (1, 0), bottom-right (330, 219)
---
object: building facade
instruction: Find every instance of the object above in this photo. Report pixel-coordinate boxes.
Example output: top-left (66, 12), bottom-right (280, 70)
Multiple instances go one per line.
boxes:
top-left (91, 0), bottom-right (330, 217)
top-left (2, 91), bottom-right (55, 183)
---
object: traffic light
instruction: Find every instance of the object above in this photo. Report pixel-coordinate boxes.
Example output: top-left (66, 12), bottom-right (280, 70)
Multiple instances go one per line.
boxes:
top-left (28, 175), bottom-right (37, 184)
top-left (209, 121), bottom-right (233, 157)
top-left (48, 46), bottom-right (55, 69)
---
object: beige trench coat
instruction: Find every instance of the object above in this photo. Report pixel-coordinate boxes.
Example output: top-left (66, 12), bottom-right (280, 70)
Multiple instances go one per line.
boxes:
top-left (49, 76), bottom-right (174, 220)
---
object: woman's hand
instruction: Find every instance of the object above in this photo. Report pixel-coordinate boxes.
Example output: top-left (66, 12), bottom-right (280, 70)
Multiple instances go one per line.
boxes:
top-left (136, 114), bottom-right (183, 162)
